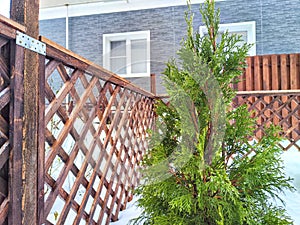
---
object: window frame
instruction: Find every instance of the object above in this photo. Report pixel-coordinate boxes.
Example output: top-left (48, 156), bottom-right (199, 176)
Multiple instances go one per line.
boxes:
top-left (103, 30), bottom-right (150, 78)
top-left (199, 21), bottom-right (256, 56)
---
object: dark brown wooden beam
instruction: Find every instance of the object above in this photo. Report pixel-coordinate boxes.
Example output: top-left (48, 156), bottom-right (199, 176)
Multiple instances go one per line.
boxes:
top-left (150, 74), bottom-right (156, 95)
top-left (8, 41), bottom-right (24, 225)
top-left (10, 0), bottom-right (43, 224)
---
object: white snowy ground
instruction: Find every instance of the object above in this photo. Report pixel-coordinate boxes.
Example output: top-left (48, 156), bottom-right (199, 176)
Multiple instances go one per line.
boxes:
top-left (111, 142), bottom-right (300, 225)
top-left (110, 196), bottom-right (143, 225)
top-left (279, 146), bottom-right (300, 225)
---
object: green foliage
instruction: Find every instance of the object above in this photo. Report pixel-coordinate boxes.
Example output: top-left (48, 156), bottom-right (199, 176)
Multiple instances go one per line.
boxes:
top-left (132, 0), bottom-right (294, 224)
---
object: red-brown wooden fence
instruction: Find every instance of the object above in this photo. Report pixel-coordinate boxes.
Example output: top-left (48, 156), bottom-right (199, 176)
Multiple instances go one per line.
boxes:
top-left (234, 53), bottom-right (300, 151)
top-left (0, 16), bottom-right (156, 225)
top-left (234, 90), bottom-right (300, 151)
top-left (42, 36), bottom-right (155, 225)
top-left (237, 54), bottom-right (300, 91)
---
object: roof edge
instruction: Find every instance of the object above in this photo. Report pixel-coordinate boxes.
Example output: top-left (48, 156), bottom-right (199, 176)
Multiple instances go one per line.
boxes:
top-left (39, 0), bottom-right (225, 20)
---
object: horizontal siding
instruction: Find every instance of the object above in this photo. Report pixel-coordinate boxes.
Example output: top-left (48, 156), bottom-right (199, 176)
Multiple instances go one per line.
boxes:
top-left (39, 0), bottom-right (300, 94)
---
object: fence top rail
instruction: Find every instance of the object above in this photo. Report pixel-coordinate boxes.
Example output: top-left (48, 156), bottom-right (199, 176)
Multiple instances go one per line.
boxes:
top-left (0, 15), bottom-right (26, 34)
top-left (247, 52), bottom-right (300, 58)
top-left (236, 90), bottom-right (300, 96)
top-left (158, 90), bottom-right (300, 99)
top-left (40, 36), bottom-right (155, 99)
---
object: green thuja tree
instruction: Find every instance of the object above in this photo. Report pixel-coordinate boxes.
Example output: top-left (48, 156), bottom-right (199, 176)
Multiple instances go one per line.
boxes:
top-left (132, 0), bottom-right (294, 224)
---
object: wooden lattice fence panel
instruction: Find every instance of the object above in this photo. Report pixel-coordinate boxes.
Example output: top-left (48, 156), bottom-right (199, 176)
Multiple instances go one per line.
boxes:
top-left (0, 16), bottom-right (26, 225)
top-left (234, 90), bottom-right (300, 151)
top-left (41, 37), bottom-right (155, 225)
top-left (0, 34), bottom-right (10, 225)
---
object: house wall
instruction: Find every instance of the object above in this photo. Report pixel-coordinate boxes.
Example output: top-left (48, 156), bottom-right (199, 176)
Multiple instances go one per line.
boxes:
top-left (40, 18), bottom-right (66, 47)
top-left (39, 0), bottom-right (300, 94)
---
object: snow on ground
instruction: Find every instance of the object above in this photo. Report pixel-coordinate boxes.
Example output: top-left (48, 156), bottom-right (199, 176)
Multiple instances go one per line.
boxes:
top-left (111, 141), bottom-right (300, 225)
top-left (279, 145), bottom-right (300, 225)
top-left (110, 196), bottom-right (142, 225)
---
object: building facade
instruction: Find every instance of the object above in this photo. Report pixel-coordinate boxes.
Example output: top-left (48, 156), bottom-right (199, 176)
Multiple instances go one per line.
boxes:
top-left (39, 0), bottom-right (300, 94)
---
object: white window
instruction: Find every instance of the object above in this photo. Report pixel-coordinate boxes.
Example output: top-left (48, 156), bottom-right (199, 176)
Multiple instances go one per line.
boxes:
top-left (103, 31), bottom-right (150, 77)
top-left (200, 21), bottom-right (256, 56)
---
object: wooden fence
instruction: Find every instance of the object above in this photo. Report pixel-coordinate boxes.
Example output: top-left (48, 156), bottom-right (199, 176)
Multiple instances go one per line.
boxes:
top-left (0, 27), bottom-right (10, 225)
top-left (0, 16), bottom-right (25, 225)
top-left (237, 54), bottom-right (300, 91)
top-left (0, 16), bottom-right (155, 225)
top-left (234, 53), bottom-right (300, 151)
top-left (234, 90), bottom-right (300, 151)
top-left (42, 37), bottom-right (155, 225)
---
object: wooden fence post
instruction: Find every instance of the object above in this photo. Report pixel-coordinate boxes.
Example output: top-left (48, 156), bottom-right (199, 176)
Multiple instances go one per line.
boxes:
top-left (150, 73), bottom-right (156, 95)
top-left (10, 0), bottom-right (43, 224)
top-left (37, 50), bottom-right (45, 225)
top-left (8, 42), bottom-right (24, 225)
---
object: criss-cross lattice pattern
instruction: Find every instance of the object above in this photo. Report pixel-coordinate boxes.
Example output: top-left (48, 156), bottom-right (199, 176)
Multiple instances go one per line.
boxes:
top-left (234, 91), bottom-right (300, 151)
top-left (43, 39), bottom-right (155, 225)
top-left (0, 35), bottom-right (10, 225)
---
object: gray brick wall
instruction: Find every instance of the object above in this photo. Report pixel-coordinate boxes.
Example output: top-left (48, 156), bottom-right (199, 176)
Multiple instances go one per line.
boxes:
top-left (215, 0), bottom-right (300, 54)
top-left (40, 18), bottom-right (66, 47)
top-left (40, 0), bottom-right (300, 94)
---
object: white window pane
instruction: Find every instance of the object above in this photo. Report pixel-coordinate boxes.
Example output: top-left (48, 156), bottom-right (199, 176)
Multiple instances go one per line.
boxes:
top-left (110, 40), bottom-right (126, 57)
top-left (200, 22), bottom-right (255, 55)
top-left (217, 32), bottom-right (223, 43)
top-left (103, 31), bottom-right (150, 76)
top-left (131, 39), bottom-right (147, 73)
top-left (229, 31), bottom-right (248, 43)
top-left (203, 31), bottom-right (248, 47)
top-left (110, 57), bottom-right (126, 74)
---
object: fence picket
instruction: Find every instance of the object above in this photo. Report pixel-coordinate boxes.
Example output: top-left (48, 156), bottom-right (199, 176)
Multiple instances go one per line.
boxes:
top-left (290, 54), bottom-right (299, 140)
top-left (245, 57), bottom-right (253, 91)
